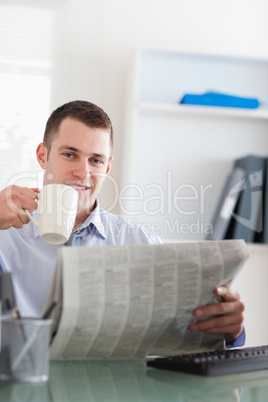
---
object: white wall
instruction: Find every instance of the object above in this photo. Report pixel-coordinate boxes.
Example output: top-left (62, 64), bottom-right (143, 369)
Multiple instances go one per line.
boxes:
top-left (50, 0), bottom-right (268, 212)
top-left (232, 244), bottom-right (268, 347)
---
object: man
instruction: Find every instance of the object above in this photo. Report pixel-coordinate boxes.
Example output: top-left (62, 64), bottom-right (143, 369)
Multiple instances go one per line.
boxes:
top-left (0, 100), bottom-right (244, 347)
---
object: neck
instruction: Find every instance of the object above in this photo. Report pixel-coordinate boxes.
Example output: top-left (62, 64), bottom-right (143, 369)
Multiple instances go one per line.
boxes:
top-left (73, 204), bottom-right (96, 231)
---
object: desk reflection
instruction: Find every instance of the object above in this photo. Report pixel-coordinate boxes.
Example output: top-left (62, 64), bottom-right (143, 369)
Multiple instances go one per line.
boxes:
top-left (0, 381), bottom-right (50, 402)
top-left (49, 361), bottom-right (240, 402)
top-left (1, 361), bottom-right (268, 402)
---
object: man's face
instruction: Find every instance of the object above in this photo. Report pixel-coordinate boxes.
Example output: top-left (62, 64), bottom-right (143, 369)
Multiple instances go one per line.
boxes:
top-left (36, 117), bottom-right (113, 220)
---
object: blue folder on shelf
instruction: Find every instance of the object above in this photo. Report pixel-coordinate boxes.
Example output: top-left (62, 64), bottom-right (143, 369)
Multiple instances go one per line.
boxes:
top-left (180, 91), bottom-right (260, 109)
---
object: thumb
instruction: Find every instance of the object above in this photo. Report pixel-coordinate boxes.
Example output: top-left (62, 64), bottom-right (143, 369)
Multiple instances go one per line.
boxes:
top-left (214, 286), bottom-right (240, 302)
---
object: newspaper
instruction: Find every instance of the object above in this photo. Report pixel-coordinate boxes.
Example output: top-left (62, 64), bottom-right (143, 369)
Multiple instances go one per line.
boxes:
top-left (43, 240), bottom-right (249, 360)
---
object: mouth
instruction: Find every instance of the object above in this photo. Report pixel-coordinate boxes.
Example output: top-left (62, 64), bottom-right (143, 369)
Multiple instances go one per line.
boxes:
top-left (68, 184), bottom-right (91, 192)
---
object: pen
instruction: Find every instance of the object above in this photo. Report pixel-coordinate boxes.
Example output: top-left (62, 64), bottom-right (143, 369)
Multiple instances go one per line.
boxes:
top-left (43, 301), bottom-right (57, 319)
top-left (13, 307), bottom-right (21, 320)
top-left (5, 298), bottom-right (13, 314)
top-left (11, 306), bottom-right (55, 373)
top-left (12, 307), bottom-right (35, 371)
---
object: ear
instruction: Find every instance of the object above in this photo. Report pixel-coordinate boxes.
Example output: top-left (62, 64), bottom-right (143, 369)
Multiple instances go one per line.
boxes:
top-left (36, 143), bottom-right (47, 169)
top-left (106, 156), bottom-right (113, 175)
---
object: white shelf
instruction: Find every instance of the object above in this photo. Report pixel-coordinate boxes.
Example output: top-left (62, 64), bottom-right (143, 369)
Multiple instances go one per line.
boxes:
top-left (136, 102), bottom-right (268, 120)
top-left (123, 48), bottom-right (268, 241)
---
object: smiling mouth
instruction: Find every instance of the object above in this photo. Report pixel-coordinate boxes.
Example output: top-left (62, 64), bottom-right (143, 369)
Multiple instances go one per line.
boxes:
top-left (69, 185), bottom-right (91, 191)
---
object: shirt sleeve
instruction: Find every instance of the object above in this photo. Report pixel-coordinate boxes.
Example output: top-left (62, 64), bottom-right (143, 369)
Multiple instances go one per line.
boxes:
top-left (226, 326), bottom-right (246, 348)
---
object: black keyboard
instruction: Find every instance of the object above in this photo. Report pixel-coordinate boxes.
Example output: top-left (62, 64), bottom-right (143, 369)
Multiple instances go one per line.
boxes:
top-left (147, 345), bottom-right (268, 376)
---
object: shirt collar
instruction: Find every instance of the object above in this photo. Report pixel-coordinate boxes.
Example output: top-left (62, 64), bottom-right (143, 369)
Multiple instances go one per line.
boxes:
top-left (31, 199), bottom-right (107, 240)
top-left (74, 200), bottom-right (106, 239)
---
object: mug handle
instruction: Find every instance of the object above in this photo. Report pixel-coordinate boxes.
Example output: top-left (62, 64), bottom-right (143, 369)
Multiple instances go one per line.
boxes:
top-left (24, 210), bottom-right (39, 228)
top-left (23, 192), bottom-right (39, 228)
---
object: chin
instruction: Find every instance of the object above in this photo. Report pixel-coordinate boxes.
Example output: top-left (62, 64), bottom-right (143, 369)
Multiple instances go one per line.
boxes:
top-left (77, 201), bottom-right (95, 213)
top-left (77, 191), bottom-right (97, 212)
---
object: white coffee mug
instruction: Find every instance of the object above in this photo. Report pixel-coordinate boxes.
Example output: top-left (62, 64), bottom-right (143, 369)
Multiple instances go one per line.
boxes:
top-left (25, 184), bottom-right (79, 245)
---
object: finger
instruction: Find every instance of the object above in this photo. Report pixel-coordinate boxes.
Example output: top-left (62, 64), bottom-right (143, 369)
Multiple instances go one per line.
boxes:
top-left (193, 299), bottom-right (244, 319)
top-left (203, 324), bottom-right (243, 335)
top-left (198, 321), bottom-right (244, 341)
top-left (22, 197), bottom-right (38, 213)
top-left (10, 197), bottom-right (37, 215)
top-left (18, 210), bottom-right (31, 225)
top-left (189, 313), bottom-right (244, 333)
top-left (30, 188), bottom-right (40, 199)
top-left (8, 185), bottom-right (38, 199)
top-left (3, 207), bottom-right (33, 229)
top-left (6, 187), bottom-right (38, 214)
top-left (19, 187), bottom-right (39, 202)
top-left (17, 188), bottom-right (39, 223)
top-left (1, 221), bottom-right (22, 230)
top-left (19, 187), bottom-right (39, 209)
top-left (30, 187), bottom-right (40, 194)
top-left (2, 214), bottom-right (25, 229)
top-left (214, 286), bottom-right (241, 303)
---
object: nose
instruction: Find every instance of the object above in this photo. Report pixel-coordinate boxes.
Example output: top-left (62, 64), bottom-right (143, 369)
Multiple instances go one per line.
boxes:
top-left (72, 160), bottom-right (91, 180)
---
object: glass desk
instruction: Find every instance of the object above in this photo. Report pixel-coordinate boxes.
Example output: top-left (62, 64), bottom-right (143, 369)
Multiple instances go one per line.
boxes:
top-left (1, 360), bottom-right (268, 402)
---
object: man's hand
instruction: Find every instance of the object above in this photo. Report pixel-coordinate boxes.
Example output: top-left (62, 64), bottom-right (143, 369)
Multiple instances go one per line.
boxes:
top-left (189, 286), bottom-right (245, 342)
top-left (0, 185), bottom-right (39, 230)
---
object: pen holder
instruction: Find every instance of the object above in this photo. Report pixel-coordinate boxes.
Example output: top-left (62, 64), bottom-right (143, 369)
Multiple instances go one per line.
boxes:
top-left (0, 317), bottom-right (52, 383)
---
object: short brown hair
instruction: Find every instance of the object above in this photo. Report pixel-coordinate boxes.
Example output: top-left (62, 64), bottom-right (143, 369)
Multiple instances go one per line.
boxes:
top-left (43, 100), bottom-right (113, 157)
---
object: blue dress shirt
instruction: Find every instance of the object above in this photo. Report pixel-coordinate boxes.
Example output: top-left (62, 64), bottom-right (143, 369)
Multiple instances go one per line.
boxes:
top-left (0, 202), bottom-right (160, 317)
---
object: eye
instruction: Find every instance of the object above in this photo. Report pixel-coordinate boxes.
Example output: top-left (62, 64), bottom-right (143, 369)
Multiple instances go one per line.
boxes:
top-left (63, 152), bottom-right (75, 159)
top-left (90, 158), bottom-right (103, 164)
